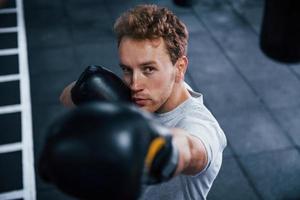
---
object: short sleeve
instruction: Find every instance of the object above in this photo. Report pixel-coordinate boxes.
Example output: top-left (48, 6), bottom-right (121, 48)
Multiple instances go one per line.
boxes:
top-left (176, 107), bottom-right (227, 174)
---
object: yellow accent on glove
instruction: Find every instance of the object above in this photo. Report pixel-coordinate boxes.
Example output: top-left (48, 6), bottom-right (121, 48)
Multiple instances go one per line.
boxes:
top-left (145, 137), bottom-right (166, 169)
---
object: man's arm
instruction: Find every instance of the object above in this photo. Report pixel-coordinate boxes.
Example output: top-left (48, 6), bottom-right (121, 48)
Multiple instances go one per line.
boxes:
top-left (171, 128), bottom-right (208, 176)
top-left (59, 81), bottom-right (76, 108)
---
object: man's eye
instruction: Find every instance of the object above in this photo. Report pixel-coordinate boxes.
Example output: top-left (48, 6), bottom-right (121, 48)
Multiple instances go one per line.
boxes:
top-left (144, 67), bottom-right (155, 74)
top-left (122, 67), bottom-right (131, 74)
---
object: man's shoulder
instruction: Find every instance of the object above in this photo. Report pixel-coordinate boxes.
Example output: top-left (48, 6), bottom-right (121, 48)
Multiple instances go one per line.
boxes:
top-left (177, 93), bottom-right (227, 148)
top-left (180, 94), bottom-right (216, 124)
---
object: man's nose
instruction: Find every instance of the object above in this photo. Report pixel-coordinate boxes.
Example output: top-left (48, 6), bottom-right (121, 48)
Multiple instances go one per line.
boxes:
top-left (130, 72), bottom-right (144, 92)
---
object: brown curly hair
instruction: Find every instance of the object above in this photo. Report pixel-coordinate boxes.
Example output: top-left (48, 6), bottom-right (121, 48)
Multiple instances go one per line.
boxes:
top-left (113, 4), bottom-right (189, 65)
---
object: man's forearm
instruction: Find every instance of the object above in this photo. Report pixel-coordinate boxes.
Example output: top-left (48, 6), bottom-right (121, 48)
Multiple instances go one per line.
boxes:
top-left (171, 128), bottom-right (208, 176)
top-left (59, 81), bottom-right (76, 107)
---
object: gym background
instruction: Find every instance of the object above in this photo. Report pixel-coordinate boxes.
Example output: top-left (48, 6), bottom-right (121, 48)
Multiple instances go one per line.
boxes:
top-left (0, 0), bottom-right (299, 199)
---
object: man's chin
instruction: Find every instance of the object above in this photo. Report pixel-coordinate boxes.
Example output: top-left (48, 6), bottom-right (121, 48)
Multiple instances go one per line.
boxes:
top-left (137, 104), bottom-right (157, 113)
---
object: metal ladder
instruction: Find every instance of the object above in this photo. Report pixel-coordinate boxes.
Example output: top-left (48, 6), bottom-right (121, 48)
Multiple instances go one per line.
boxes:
top-left (0, 0), bottom-right (36, 199)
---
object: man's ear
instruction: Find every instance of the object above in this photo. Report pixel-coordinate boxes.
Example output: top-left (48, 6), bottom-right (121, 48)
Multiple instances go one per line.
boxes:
top-left (175, 56), bottom-right (188, 83)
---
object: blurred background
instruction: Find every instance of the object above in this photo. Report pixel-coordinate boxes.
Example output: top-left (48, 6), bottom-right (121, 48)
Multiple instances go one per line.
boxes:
top-left (0, 0), bottom-right (300, 199)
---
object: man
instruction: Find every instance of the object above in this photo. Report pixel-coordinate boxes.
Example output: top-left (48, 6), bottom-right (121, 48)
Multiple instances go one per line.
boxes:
top-left (59, 4), bottom-right (226, 199)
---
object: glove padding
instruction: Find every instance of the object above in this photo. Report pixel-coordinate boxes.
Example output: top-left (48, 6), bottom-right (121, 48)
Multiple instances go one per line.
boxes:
top-left (38, 102), bottom-right (178, 200)
top-left (71, 65), bottom-right (131, 105)
top-left (39, 102), bottom-right (150, 200)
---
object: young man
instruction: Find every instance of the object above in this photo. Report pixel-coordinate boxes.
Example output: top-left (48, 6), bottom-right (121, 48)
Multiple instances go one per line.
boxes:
top-left (60, 4), bottom-right (226, 199)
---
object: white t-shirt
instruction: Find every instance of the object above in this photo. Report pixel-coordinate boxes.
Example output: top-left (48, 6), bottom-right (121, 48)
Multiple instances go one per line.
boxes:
top-left (139, 89), bottom-right (227, 200)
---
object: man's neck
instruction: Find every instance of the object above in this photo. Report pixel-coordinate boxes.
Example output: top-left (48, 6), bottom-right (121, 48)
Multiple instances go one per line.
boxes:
top-left (156, 82), bottom-right (191, 113)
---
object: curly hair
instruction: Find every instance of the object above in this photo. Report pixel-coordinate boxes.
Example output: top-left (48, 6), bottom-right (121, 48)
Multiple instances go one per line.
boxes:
top-left (113, 4), bottom-right (189, 65)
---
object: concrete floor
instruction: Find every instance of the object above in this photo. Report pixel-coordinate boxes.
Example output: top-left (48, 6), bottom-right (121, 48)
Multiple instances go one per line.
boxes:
top-left (1, 0), bottom-right (300, 199)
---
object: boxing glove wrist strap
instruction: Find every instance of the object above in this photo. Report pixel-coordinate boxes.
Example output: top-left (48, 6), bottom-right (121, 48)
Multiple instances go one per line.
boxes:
top-left (161, 141), bottom-right (179, 179)
top-left (144, 135), bottom-right (179, 184)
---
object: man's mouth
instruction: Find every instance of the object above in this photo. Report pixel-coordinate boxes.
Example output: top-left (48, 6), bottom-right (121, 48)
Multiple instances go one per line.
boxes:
top-left (132, 97), bottom-right (149, 106)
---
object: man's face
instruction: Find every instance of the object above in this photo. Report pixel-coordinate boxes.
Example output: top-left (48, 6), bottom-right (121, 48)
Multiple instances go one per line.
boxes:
top-left (118, 37), bottom-right (178, 113)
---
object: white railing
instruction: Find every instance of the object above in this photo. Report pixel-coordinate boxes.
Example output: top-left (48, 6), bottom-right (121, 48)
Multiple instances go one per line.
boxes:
top-left (0, 0), bottom-right (36, 199)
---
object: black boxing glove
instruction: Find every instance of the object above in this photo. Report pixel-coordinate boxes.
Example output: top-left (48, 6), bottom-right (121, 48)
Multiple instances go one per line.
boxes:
top-left (38, 102), bottom-right (150, 200)
top-left (71, 65), bottom-right (131, 105)
top-left (38, 102), bottom-right (178, 200)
